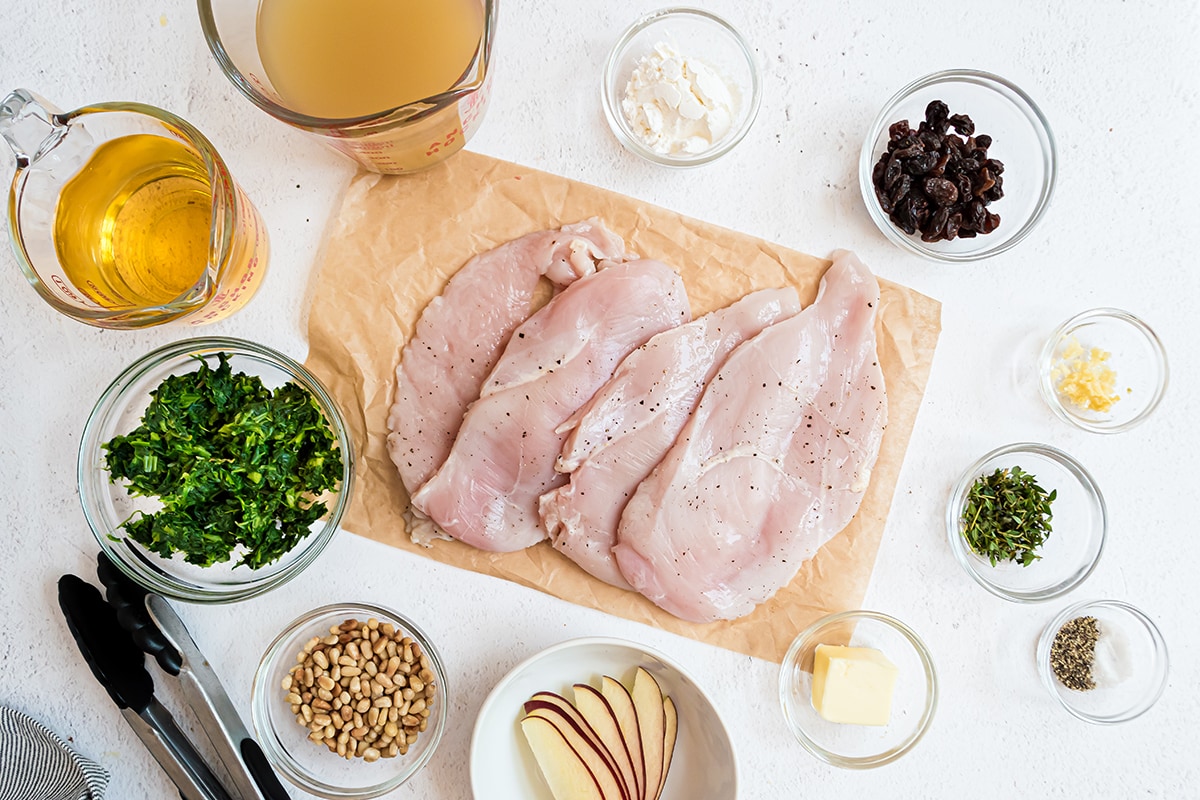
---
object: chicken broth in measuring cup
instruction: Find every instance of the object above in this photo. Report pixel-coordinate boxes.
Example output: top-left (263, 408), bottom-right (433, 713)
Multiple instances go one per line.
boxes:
top-left (256, 0), bottom-right (485, 119)
top-left (199, 0), bottom-right (496, 174)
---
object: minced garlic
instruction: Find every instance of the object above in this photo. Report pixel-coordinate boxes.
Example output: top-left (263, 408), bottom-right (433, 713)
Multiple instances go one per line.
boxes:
top-left (1051, 337), bottom-right (1122, 413)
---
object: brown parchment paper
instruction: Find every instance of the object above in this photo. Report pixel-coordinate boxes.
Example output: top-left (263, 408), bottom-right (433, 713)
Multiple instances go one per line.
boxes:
top-left (303, 150), bottom-right (941, 664)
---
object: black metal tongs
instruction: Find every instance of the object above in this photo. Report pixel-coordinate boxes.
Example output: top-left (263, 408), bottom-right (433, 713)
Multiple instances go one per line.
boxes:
top-left (58, 553), bottom-right (289, 800)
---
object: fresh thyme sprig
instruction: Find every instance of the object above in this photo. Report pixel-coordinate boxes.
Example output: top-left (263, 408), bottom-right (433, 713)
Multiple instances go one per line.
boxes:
top-left (961, 466), bottom-right (1055, 567)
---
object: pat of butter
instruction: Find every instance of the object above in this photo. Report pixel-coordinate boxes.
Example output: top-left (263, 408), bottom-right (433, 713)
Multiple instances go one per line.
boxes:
top-left (811, 644), bottom-right (898, 726)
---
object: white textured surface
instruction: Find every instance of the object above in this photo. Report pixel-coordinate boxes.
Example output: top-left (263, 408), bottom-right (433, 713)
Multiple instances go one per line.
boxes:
top-left (1, 1), bottom-right (1198, 797)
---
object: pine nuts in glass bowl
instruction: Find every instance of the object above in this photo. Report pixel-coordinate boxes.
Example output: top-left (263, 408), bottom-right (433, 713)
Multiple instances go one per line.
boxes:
top-left (251, 603), bottom-right (448, 799)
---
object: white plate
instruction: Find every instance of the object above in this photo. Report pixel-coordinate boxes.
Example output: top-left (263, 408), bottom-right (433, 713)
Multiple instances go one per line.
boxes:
top-left (470, 636), bottom-right (737, 799)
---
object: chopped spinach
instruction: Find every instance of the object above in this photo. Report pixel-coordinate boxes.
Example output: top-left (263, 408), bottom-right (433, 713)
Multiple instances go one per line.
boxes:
top-left (102, 353), bottom-right (344, 569)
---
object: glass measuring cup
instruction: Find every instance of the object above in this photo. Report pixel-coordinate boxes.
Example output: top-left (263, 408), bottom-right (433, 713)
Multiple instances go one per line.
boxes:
top-left (198, 0), bottom-right (497, 175)
top-left (1, 89), bottom-right (268, 329)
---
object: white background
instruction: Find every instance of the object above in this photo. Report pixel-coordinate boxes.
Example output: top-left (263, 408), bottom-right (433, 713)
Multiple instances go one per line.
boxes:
top-left (2, 1), bottom-right (1198, 797)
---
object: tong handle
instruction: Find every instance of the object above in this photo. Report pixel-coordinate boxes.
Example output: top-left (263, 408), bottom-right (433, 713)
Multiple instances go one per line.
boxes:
top-left (97, 552), bottom-right (183, 675)
top-left (92, 555), bottom-right (289, 800)
top-left (144, 595), bottom-right (291, 800)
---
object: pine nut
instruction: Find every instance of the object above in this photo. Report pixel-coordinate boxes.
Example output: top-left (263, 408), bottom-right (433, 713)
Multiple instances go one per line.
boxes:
top-left (284, 616), bottom-right (438, 760)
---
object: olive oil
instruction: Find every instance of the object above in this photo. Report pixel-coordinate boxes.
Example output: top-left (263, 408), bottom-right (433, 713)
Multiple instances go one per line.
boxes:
top-left (255, 0), bottom-right (486, 119)
top-left (54, 134), bottom-right (212, 309)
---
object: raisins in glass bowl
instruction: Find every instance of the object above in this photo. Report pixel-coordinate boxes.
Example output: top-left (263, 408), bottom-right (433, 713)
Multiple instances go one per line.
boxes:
top-left (871, 100), bottom-right (1005, 243)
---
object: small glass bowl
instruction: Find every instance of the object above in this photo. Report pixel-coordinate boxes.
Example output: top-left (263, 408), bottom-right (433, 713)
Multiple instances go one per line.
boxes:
top-left (252, 603), bottom-right (448, 798)
top-left (602, 7), bottom-right (762, 167)
top-left (779, 610), bottom-right (937, 769)
top-left (1036, 599), bottom-right (1168, 724)
top-left (1038, 308), bottom-right (1168, 434)
top-left (78, 337), bottom-right (354, 603)
top-left (947, 443), bottom-right (1106, 603)
top-left (859, 69), bottom-right (1057, 262)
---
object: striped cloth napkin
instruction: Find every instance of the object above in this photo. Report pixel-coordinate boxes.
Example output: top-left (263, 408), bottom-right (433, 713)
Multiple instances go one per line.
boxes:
top-left (0, 706), bottom-right (108, 800)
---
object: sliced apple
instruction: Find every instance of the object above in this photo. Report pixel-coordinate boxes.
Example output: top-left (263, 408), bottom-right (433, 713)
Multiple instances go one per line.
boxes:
top-left (521, 715), bottom-right (606, 800)
top-left (631, 668), bottom-right (666, 800)
top-left (656, 696), bottom-right (678, 800)
top-left (600, 675), bottom-right (645, 799)
top-left (573, 683), bottom-right (640, 800)
top-left (523, 706), bottom-right (629, 800)
top-left (525, 693), bottom-right (624, 782)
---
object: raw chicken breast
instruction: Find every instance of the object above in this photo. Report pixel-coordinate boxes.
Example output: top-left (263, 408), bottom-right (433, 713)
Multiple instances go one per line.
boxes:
top-left (614, 251), bottom-right (887, 622)
top-left (386, 220), bottom-right (629, 542)
top-left (540, 288), bottom-right (802, 589)
top-left (411, 259), bottom-right (690, 552)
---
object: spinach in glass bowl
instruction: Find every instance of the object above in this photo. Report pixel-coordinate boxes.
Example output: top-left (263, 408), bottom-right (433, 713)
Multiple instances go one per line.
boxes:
top-left (79, 337), bottom-right (354, 603)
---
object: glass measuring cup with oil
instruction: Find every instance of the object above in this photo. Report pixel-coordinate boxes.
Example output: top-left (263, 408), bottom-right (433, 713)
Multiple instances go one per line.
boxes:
top-left (1, 89), bottom-right (268, 328)
top-left (199, 0), bottom-right (496, 174)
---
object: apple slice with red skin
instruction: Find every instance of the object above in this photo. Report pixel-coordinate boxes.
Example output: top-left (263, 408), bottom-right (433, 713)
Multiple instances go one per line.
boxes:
top-left (573, 683), bottom-right (641, 800)
top-left (656, 696), bottom-right (678, 800)
top-left (631, 668), bottom-right (666, 800)
top-left (600, 676), bottom-right (645, 798)
top-left (524, 694), bottom-right (631, 800)
top-left (520, 715), bottom-right (606, 800)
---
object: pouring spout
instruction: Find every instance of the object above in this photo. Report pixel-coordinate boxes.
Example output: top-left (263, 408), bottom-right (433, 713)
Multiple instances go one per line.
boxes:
top-left (1, 88), bottom-right (66, 168)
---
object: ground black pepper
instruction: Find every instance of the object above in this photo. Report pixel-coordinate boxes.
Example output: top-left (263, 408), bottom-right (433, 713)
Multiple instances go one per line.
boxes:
top-left (1050, 615), bottom-right (1099, 691)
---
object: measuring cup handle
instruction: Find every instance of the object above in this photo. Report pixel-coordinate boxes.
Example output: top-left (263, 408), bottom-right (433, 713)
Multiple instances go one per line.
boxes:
top-left (1, 88), bottom-right (66, 168)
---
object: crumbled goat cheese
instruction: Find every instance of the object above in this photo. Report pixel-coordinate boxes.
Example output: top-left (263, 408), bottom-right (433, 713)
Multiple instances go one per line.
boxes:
top-left (621, 41), bottom-right (738, 156)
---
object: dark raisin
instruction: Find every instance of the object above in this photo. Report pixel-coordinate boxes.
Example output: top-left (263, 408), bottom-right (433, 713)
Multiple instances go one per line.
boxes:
top-left (924, 177), bottom-right (959, 206)
top-left (967, 199), bottom-right (986, 226)
top-left (888, 120), bottom-right (912, 139)
top-left (918, 130), bottom-right (943, 150)
top-left (956, 172), bottom-right (973, 199)
top-left (894, 197), bottom-right (918, 234)
top-left (924, 207), bottom-right (950, 241)
top-left (903, 153), bottom-right (940, 174)
top-left (876, 186), bottom-right (893, 214)
top-left (925, 100), bottom-right (950, 132)
top-left (948, 114), bottom-right (975, 136)
top-left (974, 168), bottom-right (996, 197)
top-left (891, 144), bottom-right (925, 159)
top-left (884, 155), bottom-right (902, 189)
top-left (870, 100), bottom-right (1006, 242)
top-left (930, 150), bottom-right (952, 177)
top-left (945, 212), bottom-right (962, 240)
